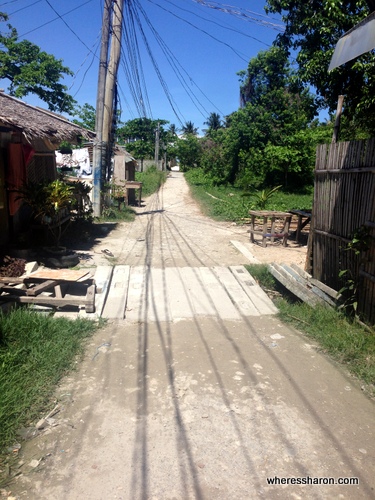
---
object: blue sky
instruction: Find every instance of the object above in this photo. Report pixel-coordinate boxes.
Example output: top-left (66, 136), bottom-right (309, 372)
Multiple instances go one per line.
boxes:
top-left (0, 0), bottom-right (284, 133)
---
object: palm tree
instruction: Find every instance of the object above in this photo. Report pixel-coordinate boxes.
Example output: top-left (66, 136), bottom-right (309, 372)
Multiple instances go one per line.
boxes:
top-left (181, 121), bottom-right (198, 136)
top-left (203, 112), bottom-right (223, 134)
top-left (168, 124), bottom-right (178, 136)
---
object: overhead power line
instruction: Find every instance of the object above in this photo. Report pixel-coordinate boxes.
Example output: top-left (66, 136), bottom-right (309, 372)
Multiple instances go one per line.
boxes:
top-left (148, 0), bottom-right (249, 62)
top-left (15, 0), bottom-right (96, 41)
top-left (193, 0), bottom-right (285, 32)
top-left (161, 0), bottom-right (272, 47)
top-left (43, 0), bottom-right (97, 56)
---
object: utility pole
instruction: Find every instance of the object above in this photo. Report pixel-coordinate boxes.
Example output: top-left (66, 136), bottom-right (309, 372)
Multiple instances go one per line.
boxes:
top-left (92, 0), bottom-right (112, 217)
top-left (93, 0), bottom-right (124, 217)
top-left (102, 0), bottom-right (125, 178)
top-left (154, 122), bottom-right (160, 169)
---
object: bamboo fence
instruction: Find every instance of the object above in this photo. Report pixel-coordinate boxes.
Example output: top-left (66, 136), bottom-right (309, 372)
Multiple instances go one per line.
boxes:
top-left (312, 139), bottom-right (375, 323)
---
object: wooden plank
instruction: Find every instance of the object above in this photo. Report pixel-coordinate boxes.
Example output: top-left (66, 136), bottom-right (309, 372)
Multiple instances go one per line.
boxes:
top-left (289, 263), bottom-right (339, 301)
top-left (289, 263), bottom-right (312, 279)
top-left (102, 265), bottom-right (130, 319)
top-left (268, 263), bottom-right (322, 307)
top-left (54, 284), bottom-right (63, 299)
top-left (230, 240), bottom-right (260, 264)
top-left (28, 269), bottom-right (92, 281)
top-left (0, 277), bottom-right (25, 284)
top-left (0, 295), bottom-right (90, 308)
top-left (315, 167), bottom-right (375, 173)
top-left (212, 266), bottom-right (260, 316)
top-left (309, 278), bottom-right (341, 300)
top-left (26, 280), bottom-right (60, 296)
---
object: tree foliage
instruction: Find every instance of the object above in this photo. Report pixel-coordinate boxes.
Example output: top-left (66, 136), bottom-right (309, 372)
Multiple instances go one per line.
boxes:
top-left (175, 135), bottom-right (202, 171)
top-left (181, 121), bottom-right (199, 136)
top-left (116, 118), bottom-right (181, 169)
top-left (72, 103), bottom-right (96, 131)
top-left (0, 13), bottom-right (75, 113)
top-left (117, 118), bottom-right (163, 160)
top-left (265, 0), bottom-right (375, 134)
top-left (187, 46), bottom-right (334, 189)
top-left (203, 112), bottom-right (223, 135)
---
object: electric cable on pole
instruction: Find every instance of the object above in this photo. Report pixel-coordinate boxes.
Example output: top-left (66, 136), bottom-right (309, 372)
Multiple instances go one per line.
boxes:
top-left (103, 0), bottom-right (125, 181)
top-left (93, 0), bottom-right (124, 217)
top-left (92, 0), bottom-right (112, 217)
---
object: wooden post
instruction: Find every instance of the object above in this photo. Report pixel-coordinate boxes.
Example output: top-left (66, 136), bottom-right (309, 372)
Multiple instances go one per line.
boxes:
top-left (332, 95), bottom-right (344, 144)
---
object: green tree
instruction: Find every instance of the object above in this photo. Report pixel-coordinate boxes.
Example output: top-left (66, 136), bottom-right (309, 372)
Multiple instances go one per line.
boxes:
top-left (225, 47), bottom-right (318, 186)
top-left (265, 0), bottom-right (375, 134)
top-left (0, 13), bottom-right (75, 113)
top-left (198, 46), bottom-right (331, 188)
top-left (175, 135), bottom-right (202, 170)
top-left (72, 103), bottom-right (96, 131)
top-left (168, 124), bottom-right (178, 136)
top-left (117, 118), bottom-right (170, 170)
top-left (200, 129), bottom-right (230, 185)
top-left (203, 112), bottom-right (223, 135)
top-left (181, 121), bottom-right (199, 136)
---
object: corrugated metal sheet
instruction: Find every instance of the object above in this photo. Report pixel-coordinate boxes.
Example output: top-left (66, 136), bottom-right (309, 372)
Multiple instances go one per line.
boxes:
top-left (329, 12), bottom-right (375, 70)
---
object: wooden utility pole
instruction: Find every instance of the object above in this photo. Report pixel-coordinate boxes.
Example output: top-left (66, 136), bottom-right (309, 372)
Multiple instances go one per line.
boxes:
top-left (102, 0), bottom-right (125, 172)
top-left (92, 0), bottom-right (112, 217)
top-left (93, 0), bottom-right (124, 216)
top-left (154, 122), bottom-right (160, 169)
top-left (332, 95), bottom-right (344, 144)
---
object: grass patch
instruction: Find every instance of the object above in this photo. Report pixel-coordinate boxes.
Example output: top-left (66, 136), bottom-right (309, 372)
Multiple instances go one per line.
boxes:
top-left (136, 166), bottom-right (167, 197)
top-left (185, 168), bottom-right (312, 221)
top-left (99, 204), bottom-right (135, 222)
top-left (246, 264), bottom-right (375, 396)
top-left (0, 308), bottom-right (99, 454)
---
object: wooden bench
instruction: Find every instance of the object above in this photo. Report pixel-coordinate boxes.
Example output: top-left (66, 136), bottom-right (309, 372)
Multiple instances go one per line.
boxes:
top-left (249, 210), bottom-right (292, 247)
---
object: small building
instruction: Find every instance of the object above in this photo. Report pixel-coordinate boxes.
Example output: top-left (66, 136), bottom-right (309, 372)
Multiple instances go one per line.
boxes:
top-left (0, 91), bottom-right (95, 247)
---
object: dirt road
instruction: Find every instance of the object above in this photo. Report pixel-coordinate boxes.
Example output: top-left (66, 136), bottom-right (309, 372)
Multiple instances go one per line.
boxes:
top-left (9, 172), bottom-right (375, 499)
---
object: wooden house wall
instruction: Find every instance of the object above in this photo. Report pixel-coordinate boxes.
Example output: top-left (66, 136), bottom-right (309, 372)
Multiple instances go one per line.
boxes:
top-left (313, 139), bottom-right (375, 323)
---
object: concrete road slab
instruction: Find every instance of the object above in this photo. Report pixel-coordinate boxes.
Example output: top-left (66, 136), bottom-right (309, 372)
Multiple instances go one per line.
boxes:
top-left (122, 266), bottom-right (276, 322)
top-left (102, 265), bottom-right (130, 319)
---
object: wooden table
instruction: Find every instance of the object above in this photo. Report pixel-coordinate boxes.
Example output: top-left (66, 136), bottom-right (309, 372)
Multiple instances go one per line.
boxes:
top-left (124, 181), bottom-right (142, 206)
top-left (289, 209), bottom-right (312, 243)
top-left (0, 269), bottom-right (95, 312)
top-left (249, 210), bottom-right (292, 247)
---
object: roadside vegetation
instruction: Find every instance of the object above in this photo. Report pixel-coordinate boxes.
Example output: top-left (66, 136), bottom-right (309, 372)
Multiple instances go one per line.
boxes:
top-left (184, 168), bottom-right (312, 221)
top-left (136, 166), bottom-right (167, 197)
top-left (99, 166), bottom-right (166, 222)
top-left (0, 309), bottom-right (99, 457)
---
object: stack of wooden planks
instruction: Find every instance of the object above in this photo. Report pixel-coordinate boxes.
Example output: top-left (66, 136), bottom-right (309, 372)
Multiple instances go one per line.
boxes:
top-left (268, 262), bottom-right (341, 308)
